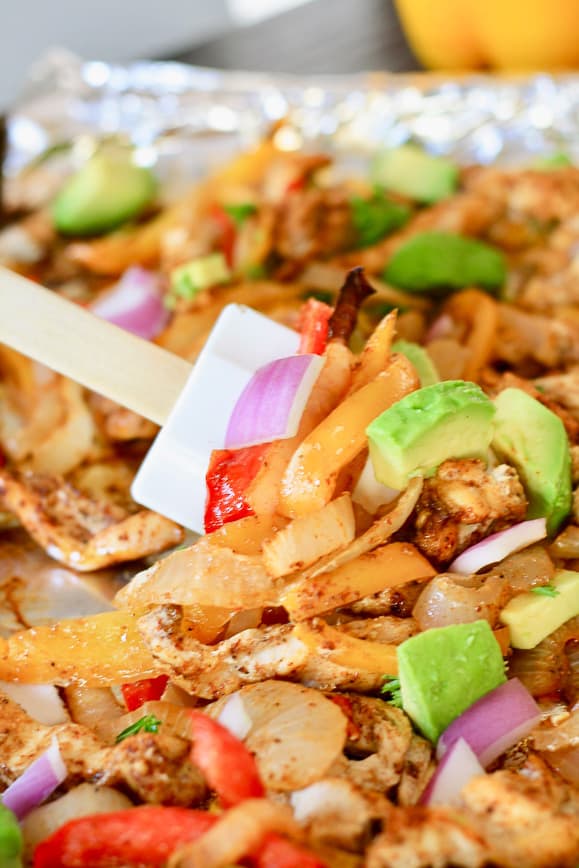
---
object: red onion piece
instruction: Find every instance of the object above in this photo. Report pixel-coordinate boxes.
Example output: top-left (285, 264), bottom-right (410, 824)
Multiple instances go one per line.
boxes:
top-left (437, 678), bottom-right (541, 768)
top-left (91, 266), bottom-right (168, 340)
top-left (421, 737), bottom-right (484, 807)
top-left (449, 518), bottom-right (547, 575)
top-left (1, 738), bottom-right (66, 819)
top-left (225, 354), bottom-right (324, 449)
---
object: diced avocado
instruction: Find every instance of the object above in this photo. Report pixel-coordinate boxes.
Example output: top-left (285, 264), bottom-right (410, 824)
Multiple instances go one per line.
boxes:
top-left (350, 194), bottom-right (410, 248)
top-left (500, 569), bottom-right (579, 649)
top-left (384, 231), bottom-right (506, 296)
top-left (391, 340), bottom-right (439, 387)
top-left (371, 144), bottom-right (458, 204)
top-left (397, 620), bottom-right (506, 744)
top-left (53, 149), bottom-right (156, 236)
top-left (169, 252), bottom-right (231, 302)
top-left (491, 388), bottom-right (572, 535)
top-left (0, 804), bottom-right (22, 868)
top-left (532, 151), bottom-right (572, 170)
top-left (366, 380), bottom-right (495, 490)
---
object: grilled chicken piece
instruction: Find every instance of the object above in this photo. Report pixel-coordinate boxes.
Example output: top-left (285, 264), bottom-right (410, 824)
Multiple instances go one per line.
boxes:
top-left (366, 806), bottom-right (491, 868)
top-left (347, 581), bottom-right (425, 619)
top-left (397, 735), bottom-right (435, 807)
top-left (274, 187), bottom-right (353, 263)
top-left (0, 691), bottom-right (205, 806)
top-left (496, 304), bottom-right (579, 370)
top-left (0, 469), bottom-right (183, 570)
top-left (291, 777), bottom-right (391, 852)
top-left (463, 165), bottom-right (579, 224)
top-left (88, 394), bottom-right (159, 441)
top-left (462, 769), bottom-right (579, 868)
top-left (338, 616), bottom-right (418, 645)
top-left (412, 459), bottom-right (527, 566)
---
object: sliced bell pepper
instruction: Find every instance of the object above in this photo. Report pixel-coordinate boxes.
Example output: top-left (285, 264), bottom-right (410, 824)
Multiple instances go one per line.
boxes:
top-left (297, 298), bottom-right (333, 355)
top-left (255, 834), bottom-right (327, 868)
top-left (121, 674), bottom-right (169, 712)
top-left (211, 203), bottom-right (237, 268)
top-left (189, 710), bottom-right (265, 807)
top-left (33, 806), bottom-right (217, 868)
top-left (204, 443), bottom-right (268, 533)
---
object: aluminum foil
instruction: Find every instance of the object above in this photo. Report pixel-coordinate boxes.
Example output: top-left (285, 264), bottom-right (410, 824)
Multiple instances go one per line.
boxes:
top-left (4, 53), bottom-right (579, 624)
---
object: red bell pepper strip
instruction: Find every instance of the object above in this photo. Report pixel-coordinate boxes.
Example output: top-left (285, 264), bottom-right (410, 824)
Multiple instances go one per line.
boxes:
top-left (121, 674), bottom-right (169, 712)
top-left (297, 298), bottom-right (333, 355)
top-left (254, 834), bottom-right (328, 868)
top-left (203, 443), bottom-right (267, 533)
top-left (33, 806), bottom-right (217, 868)
top-left (211, 204), bottom-right (237, 268)
top-left (189, 710), bottom-right (265, 807)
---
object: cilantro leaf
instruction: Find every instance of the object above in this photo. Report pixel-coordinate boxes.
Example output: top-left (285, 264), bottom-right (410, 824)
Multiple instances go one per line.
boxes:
top-left (116, 714), bottom-right (162, 743)
top-left (530, 584), bottom-right (560, 598)
top-left (223, 203), bottom-right (257, 226)
top-left (350, 194), bottom-right (410, 248)
top-left (380, 675), bottom-right (403, 708)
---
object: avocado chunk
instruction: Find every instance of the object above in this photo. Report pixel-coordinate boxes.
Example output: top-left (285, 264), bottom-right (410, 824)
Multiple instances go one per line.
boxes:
top-left (0, 804), bottom-right (22, 868)
top-left (391, 340), bottom-right (439, 387)
top-left (397, 620), bottom-right (507, 743)
top-left (491, 388), bottom-right (572, 535)
top-left (350, 193), bottom-right (410, 248)
top-left (53, 149), bottom-right (156, 236)
top-left (532, 151), bottom-right (572, 170)
top-left (371, 144), bottom-right (458, 204)
top-left (500, 569), bottom-right (579, 649)
top-left (366, 380), bottom-right (495, 490)
top-left (384, 231), bottom-right (506, 296)
top-left (169, 252), bottom-right (231, 303)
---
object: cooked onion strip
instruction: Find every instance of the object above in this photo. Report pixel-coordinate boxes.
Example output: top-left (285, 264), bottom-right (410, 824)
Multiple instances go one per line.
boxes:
top-left (294, 620), bottom-right (399, 675)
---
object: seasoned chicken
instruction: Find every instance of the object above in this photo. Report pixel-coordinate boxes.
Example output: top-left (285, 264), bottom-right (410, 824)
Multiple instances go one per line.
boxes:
top-left (412, 459), bottom-right (527, 565)
top-left (496, 304), bottom-right (579, 370)
top-left (274, 187), bottom-right (353, 263)
top-left (397, 735), bottom-right (435, 807)
top-left (0, 469), bottom-right (183, 570)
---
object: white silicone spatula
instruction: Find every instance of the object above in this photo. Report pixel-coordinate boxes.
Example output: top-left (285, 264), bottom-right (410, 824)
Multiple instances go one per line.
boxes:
top-left (0, 266), bottom-right (299, 532)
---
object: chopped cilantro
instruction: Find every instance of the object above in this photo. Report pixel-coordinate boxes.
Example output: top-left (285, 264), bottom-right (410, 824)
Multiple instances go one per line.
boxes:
top-left (116, 714), bottom-right (162, 743)
top-left (530, 584), bottom-right (560, 598)
top-left (380, 675), bottom-right (403, 708)
top-left (350, 194), bottom-right (410, 248)
top-left (223, 203), bottom-right (257, 226)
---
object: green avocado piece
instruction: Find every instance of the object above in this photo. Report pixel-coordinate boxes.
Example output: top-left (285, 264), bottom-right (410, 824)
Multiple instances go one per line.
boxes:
top-left (397, 620), bottom-right (507, 743)
top-left (531, 151), bottom-right (572, 170)
top-left (0, 804), bottom-right (22, 868)
top-left (169, 252), bottom-right (231, 303)
top-left (53, 150), bottom-right (156, 236)
top-left (350, 194), bottom-right (411, 248)
top-left (384, 231), bottom-right (506, 296)
top-left (371, 144), bottom-right (458, 204)
top-left (491, 388), bottom-right (572, 535)
top-left (366, 380), bottom-right (495, 490)
top-left (391, 340), bottom-right (439, 387)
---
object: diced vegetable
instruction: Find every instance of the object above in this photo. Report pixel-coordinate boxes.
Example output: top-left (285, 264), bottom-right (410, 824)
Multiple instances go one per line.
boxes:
top-left (169, 252), bottom-right (231, 302)
top-left (2, 739), bottom-right (66, 820)
top-left (437, 678), bottom-right (541, 767)
top-left (391, 339), bottom-right (439, 387)
top-left (204, 444), bottom-right (267, 533)
top-left (90, 266), bottom-right (168, 339)
top-left (421, 738), bottom-right (484, 807)
top-left (225, 354), bottom-right (325, 449)
top-left (121, 675), bottom-right (169, 711)
top-left (0, 804), bottom-right (22, 868)
top-left (449, 518), bottom-right (547, 575)
top-left (297, 298), bottom-right (333, 355)
top-left (384, 231), bottom-right (506, 295)
top-left (500, 569), bottom-right (579, 649)
top-left (350, 193), bottom-right (410, 247)
top-left (371, 145), bottom-right (458, 203)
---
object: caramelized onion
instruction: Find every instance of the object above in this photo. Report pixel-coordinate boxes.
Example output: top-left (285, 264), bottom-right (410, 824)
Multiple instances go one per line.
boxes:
top-left (413, 573), bottom-right (506, 630)
top-left (509, 617), bottom-right (579, 697)
top-left (100, 700), bottom-right (195, 744)
top-left (543, 745), bottom-right (579, 786)
top-left (533, 708), bottom-right (579, 752)
top-left (484, 544), bottom-right (554, 598)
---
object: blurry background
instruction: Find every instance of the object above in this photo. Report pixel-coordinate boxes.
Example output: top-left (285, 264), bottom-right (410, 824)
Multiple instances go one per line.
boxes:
top-left (0, 0), bottom-right (312, 108)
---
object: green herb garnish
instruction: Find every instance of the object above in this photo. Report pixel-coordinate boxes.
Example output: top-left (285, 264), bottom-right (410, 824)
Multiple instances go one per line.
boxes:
top-left (530, 584), bottom-right (560, 598)
top-left (223, 203), bottom-right (257, 226)
top-left (116, 714), bottom-right (162, 743)
top-left (380, 675), bottom-right (403, 708)
top-left (350, 194), bottom-right (410, 248)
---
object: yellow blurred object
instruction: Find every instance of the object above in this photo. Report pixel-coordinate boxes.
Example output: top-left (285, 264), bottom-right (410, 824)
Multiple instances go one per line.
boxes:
top-left (394, 0), bottom-right (579, 70)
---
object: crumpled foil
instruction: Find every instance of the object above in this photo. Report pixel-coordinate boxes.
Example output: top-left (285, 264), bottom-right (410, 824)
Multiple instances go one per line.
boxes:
top-left (4, 53), bottom-right (579, 621)
top-left (8, 50), bottom-right (579, 185)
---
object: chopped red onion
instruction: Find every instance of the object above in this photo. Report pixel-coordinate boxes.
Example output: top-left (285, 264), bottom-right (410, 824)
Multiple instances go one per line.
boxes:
top-left (91, 266), bottom-right (168, 340)
top-left (225, 353), bottom-right (324, 449)
top-left (421, 737), bottom-right (484, 807)
top-left (437, 678), bottom-right (541, 768)
top-left (449, 518), bottom-right (547, 575)
top-left (2, 738), bottom-right (67, 819)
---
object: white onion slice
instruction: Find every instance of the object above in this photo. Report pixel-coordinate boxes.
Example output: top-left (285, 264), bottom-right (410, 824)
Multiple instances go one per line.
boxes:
top-left (2, 738), bottom-right (67, 820)
top-left (0, 683), bottom-right (68, 726)
top-left (421, 737), bottom-right (484, 807)
top-left (217, 693), bottom-right (253, 741)
top-left (91, 266), bottom-right (168, 340)
top-left (437, 678), bottom-right (541, 768)
top-left (449, 518), bottom-right (547, 575)
top-left (224, 353), bottom-right (324, 449)
top-left (352, 456), bottom-right (400, 515)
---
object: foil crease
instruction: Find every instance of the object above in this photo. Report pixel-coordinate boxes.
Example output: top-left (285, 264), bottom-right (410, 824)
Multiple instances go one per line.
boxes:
top-left (7, 51), bottom-right (579, 184)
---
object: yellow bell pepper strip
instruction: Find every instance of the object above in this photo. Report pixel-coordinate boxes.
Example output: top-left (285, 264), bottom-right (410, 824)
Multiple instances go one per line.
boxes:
top-left (281, 541), bottom-right (435, 621)
top-left (293, 620), bottom-right (399, 675)
top-left (444, 288), bottom-right (498, 382)
top-left (394, 0), bottom-right (579, 71)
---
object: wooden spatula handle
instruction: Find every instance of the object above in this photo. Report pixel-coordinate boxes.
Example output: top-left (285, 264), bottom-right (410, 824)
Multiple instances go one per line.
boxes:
top-left (0, 267), bottom-right (192, 425)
